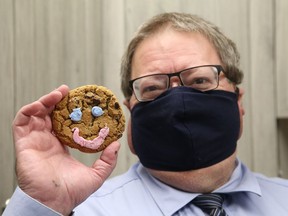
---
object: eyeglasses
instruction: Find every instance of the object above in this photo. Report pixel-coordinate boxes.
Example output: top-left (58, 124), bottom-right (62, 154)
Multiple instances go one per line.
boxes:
top-left (129, 65), bottom-right (224, 102)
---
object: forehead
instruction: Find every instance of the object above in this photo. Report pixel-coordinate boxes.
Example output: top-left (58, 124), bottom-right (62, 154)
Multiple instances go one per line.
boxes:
top-left (131, 29), bottom-right (221, 79)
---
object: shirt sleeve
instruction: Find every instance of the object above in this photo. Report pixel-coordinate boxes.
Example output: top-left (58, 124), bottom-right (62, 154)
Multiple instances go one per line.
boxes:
top-left (2, 186), bottom-right (62, 216)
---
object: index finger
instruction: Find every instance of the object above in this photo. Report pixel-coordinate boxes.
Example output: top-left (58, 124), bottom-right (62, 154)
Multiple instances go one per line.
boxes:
top-left (13, 85), bottom-right (69, 127)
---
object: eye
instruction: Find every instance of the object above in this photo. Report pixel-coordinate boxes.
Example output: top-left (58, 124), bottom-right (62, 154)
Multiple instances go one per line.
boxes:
top-left (69, 108), bottom-right (82, 122)
top-left (141, 85), bottom-right (160, 94)
top-left (92, 106), bottom-right (104, 117)
top-left (189, 76), bottom-right (215, 90)
top-left (140, 84), bottom-right (166, 100)
top-left (192, 77), bottom-right (210, 84)
top-left (135, 75), bottom-right (167, 100)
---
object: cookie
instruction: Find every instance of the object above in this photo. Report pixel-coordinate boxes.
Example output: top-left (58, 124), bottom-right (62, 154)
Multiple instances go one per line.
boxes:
top-left (52, 85), bottom-right (125, 153)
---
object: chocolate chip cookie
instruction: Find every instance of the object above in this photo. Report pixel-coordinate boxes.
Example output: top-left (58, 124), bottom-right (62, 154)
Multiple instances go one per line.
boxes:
top-left (52, 85), bottom-right (125, 153)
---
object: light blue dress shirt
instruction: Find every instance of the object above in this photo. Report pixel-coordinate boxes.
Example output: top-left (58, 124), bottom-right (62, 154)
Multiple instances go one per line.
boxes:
top-left (3, 159), bottom-right (288, 215)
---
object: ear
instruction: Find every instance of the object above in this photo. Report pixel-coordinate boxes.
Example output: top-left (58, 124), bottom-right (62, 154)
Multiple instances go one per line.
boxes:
top-left (126, 117), bottom-right (136, 154)
top-left (123, 99), bottom-right (131, 111)
top-left (237, 87), bottom-right (245, 139)
top-left (123, 98), bottom-right (136, 154)
top-left (237, 87), bottom-right (245, 116)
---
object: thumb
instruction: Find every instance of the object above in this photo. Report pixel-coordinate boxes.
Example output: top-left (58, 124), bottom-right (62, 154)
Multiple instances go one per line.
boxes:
top-left (91, 141), bottom-right (121, 186)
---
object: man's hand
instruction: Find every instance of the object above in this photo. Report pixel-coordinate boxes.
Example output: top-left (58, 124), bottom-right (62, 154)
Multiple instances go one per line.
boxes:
top-left (12, 85), bottom-right (120, 215)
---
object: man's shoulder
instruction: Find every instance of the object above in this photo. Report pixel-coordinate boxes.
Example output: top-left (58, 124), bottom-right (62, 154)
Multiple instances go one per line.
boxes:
top-left (254, 173), bottom-right (288, 191)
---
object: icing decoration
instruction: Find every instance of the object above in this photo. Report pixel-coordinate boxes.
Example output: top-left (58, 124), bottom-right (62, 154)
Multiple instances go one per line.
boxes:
top-left (69, 108), bottom-right (82, 122)
top-left (92, 106), bottom-right (104, 117)
top-left (72, 126), bottom-right (110, 149)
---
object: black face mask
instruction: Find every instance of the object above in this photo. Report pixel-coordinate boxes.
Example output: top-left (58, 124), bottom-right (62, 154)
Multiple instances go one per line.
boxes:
top-left (131, 86), bottom-right (240, 171)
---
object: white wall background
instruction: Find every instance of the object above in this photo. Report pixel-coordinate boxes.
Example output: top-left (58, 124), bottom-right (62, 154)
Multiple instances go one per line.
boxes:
top-left (1, 0), bottom-right (288, 207)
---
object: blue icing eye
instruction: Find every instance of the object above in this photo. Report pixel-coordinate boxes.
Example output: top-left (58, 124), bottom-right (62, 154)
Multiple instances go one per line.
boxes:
top-left (92, 106), bottom-right (104, 117)
top-left (69, 108), bottom-right (82, 122)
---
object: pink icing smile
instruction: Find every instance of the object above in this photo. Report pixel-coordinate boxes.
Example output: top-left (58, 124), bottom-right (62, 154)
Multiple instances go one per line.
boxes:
top-left (72, 126), bottom-right (110, 150)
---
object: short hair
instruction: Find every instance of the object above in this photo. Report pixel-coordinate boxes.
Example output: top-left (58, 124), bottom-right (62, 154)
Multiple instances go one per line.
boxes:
top-left (121, 12), bottom-right (243, 99)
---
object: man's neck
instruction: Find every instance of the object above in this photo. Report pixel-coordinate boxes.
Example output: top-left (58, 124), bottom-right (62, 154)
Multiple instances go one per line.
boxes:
top-left (147, 153), bottom-right (237, 193)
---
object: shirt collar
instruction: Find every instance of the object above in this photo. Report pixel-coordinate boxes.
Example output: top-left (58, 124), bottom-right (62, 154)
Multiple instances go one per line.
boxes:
top-left (137, 164), bottom-right (196, 216)
top-left (214, 159), bottom-right (262, 196)
top-left (136, 159), bottom-right (261, 216)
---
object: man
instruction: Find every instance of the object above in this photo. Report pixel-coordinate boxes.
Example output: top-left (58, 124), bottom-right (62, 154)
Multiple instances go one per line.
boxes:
top-left (4, 12), bottom-right (288, 215)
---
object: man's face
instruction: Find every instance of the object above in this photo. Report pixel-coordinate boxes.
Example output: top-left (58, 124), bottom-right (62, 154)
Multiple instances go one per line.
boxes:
top-left (124, 29), bottom-right (244, 153)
